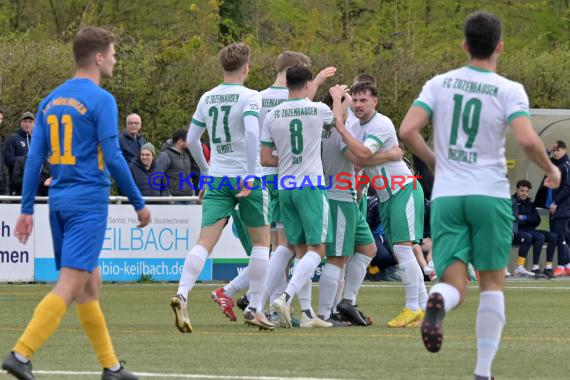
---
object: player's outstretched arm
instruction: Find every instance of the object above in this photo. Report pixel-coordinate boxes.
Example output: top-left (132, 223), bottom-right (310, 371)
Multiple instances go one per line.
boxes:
top-left (100, 136), bottom-right (150, 227)
top-left (353, 145), bottom-right (403, 166)
top-left (20, 110), bottom-right (48, 217)
top-left (510, 116), bottom-right (560, 189)
top-left (187, 123), bottom-right (209, 176)
top-left (308, 67), bottom-right (336, 100)
top-left (399, 106), bottom-right (434, 172)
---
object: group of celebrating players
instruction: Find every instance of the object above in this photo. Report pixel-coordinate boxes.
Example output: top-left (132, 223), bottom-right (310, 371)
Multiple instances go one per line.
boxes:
top-left (169, 45), bottom-right (428, 333)
top-left (2, 10), bottom-right (561, 380)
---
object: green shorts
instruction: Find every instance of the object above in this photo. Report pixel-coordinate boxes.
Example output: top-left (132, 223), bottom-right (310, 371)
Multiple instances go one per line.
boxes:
top-left (379, 184), bottom-right (424, 245)
top-left (264, 174), bottom-right (281, 225)
top-left (358, 193), bottom-right (367, 215)
top-left (279, 188), bottom-right (332, 245)
top-left (431, 195), bottom-right (513, 278)
top-left (230, 209), bottom-right (253, 256)
top-left (326, 199), bottom-right (375, 257)
top-left (202, 177), bottom-right (269, 227)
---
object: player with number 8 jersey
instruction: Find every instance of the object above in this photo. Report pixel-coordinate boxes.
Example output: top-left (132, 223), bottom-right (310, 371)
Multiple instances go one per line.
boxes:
top-left (261, 65), bottom-right (334, 328)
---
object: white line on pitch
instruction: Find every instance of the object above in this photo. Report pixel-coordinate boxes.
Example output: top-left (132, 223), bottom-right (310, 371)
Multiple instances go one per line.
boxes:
top-left (32, 370), bottom-right (341, 380)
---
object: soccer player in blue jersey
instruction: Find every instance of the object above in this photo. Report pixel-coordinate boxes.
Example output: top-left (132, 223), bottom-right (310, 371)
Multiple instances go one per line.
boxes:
top-left (1, 27), bottom-right (150, 380)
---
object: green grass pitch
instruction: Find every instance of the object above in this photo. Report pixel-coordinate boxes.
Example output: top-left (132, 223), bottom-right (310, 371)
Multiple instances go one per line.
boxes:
top-left (1, 281), bottom-right (569, 380)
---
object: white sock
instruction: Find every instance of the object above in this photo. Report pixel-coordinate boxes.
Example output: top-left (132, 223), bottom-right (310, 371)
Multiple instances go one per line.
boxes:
top-left (318, 263), bottom-right (342, 318)
top-left (418, 270), bottom-right (428, 310)
top-left (270, 272), bottom-right (287, 306)
top-left (263, 245), bottom-right (294, 308)
top-left (532, 264), bottom-right (539, 271)
top-left (177, 245), bottom-right (209, 298)
top-left (429, 282), bottom-right (461, 312)
top-left (333, 266), bottom-right (346, 314)
top-left (475, 291), bottom-right (505, 378)
top-left (343, 253), bottom-right (372, 303)
top-left (298, 278), bottom-right (313, 311)
top-left (285, 251), bottom-right (321, 304)
top-left (108, 363), bottom-right (121, 372)
top-left (393, 245), bottom-right (422, 311)
top-left (246, 246), bottom-right (269, 312)
top-left (13, 352), bottom-right (29, 363)
top-left (223, 267), bottom-right (249, 297)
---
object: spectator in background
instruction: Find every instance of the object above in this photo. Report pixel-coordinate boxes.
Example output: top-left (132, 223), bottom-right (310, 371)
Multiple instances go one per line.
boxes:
top-left (535, 140), bottom-right (570, 276)
top-left (119, 113), bottom-right (146, 164)
top-left (157, 129), bottom-right (194, 198)
top-left (4, 111), bottom-right (34, 195)
top-left (129, 143), bottom-right (168, 197)
top-left (161, 132), bottom-right (203, 189)
top-left (0, 107), bottom-right (5, 194)
top-left (512, 179), bottom-right (556, 278)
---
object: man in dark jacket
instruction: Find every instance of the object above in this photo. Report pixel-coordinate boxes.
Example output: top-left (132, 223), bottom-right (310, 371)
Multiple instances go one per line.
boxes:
top-left (157, 129), bottom-right (194, 198)
top-left (129, 143), bottom-right (168, 197)
top-left (119, 113), bottom-right (147, 164)
top-left (161, 137), bottom-right (201, 190)
top-left (4, 112), bottom-right (34, 195)
top-left (512, 179), bottom-right (556, 278)
top-left (535, 140), bottom-right (570, 277)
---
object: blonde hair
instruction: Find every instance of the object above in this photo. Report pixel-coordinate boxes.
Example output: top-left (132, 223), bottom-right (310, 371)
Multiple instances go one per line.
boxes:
top-left (275, 51), bottom-right (311, 73)
top-left (219, 43), bottom-right (251, 72)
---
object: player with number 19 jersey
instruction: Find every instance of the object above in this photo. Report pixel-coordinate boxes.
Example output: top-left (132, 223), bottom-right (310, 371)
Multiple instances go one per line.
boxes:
top-left (413, 65), bottom-right (529, 277)
top-left (414, 65), bottom-right (529, 200)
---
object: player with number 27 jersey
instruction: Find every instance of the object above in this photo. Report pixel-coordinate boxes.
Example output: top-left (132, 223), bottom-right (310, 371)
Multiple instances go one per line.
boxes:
top-left (192, 84), bottom-right (263, 177)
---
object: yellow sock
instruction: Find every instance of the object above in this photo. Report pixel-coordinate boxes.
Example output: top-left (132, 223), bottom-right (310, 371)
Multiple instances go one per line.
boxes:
top-left (13, 292), bottom-right (67, 358)
top-left (76, 301), bottom-right (118, 369)
top-left (517, 256), bottom-right (526, 267)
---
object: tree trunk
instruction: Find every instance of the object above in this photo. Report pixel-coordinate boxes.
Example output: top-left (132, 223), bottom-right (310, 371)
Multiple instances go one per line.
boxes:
top-left (425, 0), bottom-right (431, 27)
top-left (48, 0), bottom-right (62, 36)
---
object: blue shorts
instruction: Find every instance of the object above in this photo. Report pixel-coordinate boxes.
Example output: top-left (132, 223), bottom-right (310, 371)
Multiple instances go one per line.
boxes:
top-left (49, 209), bottom-right (108, 272)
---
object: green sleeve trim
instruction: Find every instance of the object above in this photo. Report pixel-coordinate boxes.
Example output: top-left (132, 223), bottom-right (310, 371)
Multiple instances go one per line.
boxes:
top-left (243, 111), bottom-right (260, 118)
top-left (261, 140), bottom-right (274, 147)
top-left (507, 111), bottom-right (531, 125)
top-left (341, 146), bottom-right (348, 153)
top-left (366, 135), bottom-right (384, 147)
top-left (412, 100), bottom-right (433, 119)
top-left (192, 118), bottom-right (206, 128)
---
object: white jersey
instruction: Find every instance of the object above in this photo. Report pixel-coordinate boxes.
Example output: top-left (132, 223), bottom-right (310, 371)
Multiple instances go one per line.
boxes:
top-left (261, 98), bottom-right (334, 189)
top-left (259, 86), bottom-right (289, 176)
top-left (414, 65), bottom-right (530, 200)
top-left (322, 124), bottom-right (357, 202)
top-left (349, 112), bottom-right (413, 202)
top-left (192, 83), bottom-right (262, 178)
